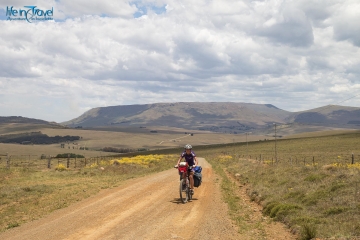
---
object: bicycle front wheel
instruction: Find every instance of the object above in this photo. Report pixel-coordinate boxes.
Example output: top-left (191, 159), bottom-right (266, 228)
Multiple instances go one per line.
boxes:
top-left (188, 185), bottom-right (192, 201)
top-left (179, 178), bottom-right (188, 203)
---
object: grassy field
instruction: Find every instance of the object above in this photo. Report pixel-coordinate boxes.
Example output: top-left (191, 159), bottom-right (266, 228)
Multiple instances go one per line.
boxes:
top-left (2, 125), bottom-right (360, 239)
top-left (197, 130), bottom-right (360, 239)
top-left (0, 123), bottom-right (268, 160)
top-left (0, 154), bottom-right (176, 232)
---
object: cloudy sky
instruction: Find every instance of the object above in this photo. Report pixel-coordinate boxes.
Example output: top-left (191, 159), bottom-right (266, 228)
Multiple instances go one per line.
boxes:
top-left (0, 0), bottom-right (359, 122)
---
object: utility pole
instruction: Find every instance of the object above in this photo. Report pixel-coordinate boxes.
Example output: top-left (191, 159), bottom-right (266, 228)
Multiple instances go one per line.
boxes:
top-left (274, 123), bottom-right (277, 162)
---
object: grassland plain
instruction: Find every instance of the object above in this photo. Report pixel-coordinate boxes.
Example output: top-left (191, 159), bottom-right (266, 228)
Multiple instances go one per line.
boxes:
top-left (0, 154), bottom-right (176, 232)
top-left (197, 131), bottom-right (360, 239)
top-left (0, 124), bottom-right (267, 159)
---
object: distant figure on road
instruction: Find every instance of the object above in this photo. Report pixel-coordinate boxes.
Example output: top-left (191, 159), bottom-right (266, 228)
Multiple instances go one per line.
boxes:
top-left (176, 144), bottom-right (198, 194)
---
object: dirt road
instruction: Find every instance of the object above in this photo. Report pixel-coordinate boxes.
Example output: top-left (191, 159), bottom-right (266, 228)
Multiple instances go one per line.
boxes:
top-left (0, 158), bottom-right (240, 239)
top-left (0, 158), bottom-right (294, 240)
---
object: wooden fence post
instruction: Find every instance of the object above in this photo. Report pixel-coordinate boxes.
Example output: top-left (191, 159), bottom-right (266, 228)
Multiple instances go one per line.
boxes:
top-left (313, 156), bottom-right (315, 166)
top-left (67, 154), bottom-right (70, 168)
top-left (352, 153), bottom-right (354, 164)
top-left (74, 157), bottom-right (77, 168)
top-left (48, 156), bottom-right (51, 169)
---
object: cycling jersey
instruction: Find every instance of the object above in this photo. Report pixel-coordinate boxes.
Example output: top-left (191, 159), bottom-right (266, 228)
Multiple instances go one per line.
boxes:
top-left (180, 151), bottom-right (196, 166)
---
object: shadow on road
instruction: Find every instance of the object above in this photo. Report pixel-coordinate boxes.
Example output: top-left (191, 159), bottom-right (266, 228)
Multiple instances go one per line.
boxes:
top-left (169, 198), bottom-right (199, 204)
top-left (169, 198), bottom-right (183, 204)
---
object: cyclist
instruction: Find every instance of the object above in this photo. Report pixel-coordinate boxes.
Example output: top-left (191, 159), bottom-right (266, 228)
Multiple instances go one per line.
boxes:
top-left (176, 144), bottom-right (198, 194)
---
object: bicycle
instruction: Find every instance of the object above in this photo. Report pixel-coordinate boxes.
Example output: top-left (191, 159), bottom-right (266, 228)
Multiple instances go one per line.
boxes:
top-left (175, 162), bottom-right (194, 203)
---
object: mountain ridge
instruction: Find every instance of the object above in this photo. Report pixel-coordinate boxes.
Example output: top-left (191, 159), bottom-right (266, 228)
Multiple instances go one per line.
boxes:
top-left (61, 102), bottom-right (360, 133)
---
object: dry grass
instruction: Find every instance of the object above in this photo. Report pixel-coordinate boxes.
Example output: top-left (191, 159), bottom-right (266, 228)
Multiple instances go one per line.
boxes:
top-left (198, 131), bottom-right (360, 239)
top-left (0, 154), bottom-right (176, 232)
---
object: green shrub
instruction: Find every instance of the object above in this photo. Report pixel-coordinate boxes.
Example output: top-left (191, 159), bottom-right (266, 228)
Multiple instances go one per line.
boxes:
top-left (22, 187), bottom-right (32, 192)
top-left (304, 173), bottom-right (328, 182)
top-left (324, 207), bottom-right (348, 216)
top-left (55, 153), bottom-right (84, 158)
top-left (300, 223), bottom-right (317, 240)
top-left (6, 222), bottom-right (19, 229)
top-left (264, 202), bottom-right (302, 220)
top-left (330, 182), bottom-right (346, 192)
top-left (285, 190), bottom-right (306, 200)
top-left (302, 190), bottom-right (328, 206)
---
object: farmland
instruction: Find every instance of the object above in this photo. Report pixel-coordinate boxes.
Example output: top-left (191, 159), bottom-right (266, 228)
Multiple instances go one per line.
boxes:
top-left (0, 123), bottom-right (268, 160)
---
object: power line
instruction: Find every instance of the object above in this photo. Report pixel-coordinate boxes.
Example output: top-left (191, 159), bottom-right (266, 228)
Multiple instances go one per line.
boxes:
top-left (316, 93), bottom-right (360, 114)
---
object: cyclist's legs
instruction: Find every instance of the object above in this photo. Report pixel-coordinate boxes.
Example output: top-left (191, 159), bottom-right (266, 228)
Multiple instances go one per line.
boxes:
top-left (189, 171), bottom-right (194, 189)
top-left (182, 172), bottom-right (187, 183)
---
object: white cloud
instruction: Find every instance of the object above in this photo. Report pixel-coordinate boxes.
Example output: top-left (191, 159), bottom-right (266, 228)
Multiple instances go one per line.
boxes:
top-left (0, 0), bottom-right (360, 121)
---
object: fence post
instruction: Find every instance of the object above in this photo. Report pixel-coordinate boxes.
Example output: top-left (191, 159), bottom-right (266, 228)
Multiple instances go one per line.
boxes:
top-left (67, 154), bottom-right (70, 168)
top-left (74, 157), bottom-right (77, 168)
top-left (352, 153), bottom-right (354, 164)
top-left (313, 156), bottom-right (315, 166)
top-left (6, 153), bottom-right (10, 169)
top-left (48, 156), bottom-right (51, 169)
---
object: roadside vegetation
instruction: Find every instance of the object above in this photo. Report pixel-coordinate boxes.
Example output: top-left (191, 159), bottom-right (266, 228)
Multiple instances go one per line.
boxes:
top-left (198, 131), bottom-right (360, 239)
top-left (0, 154), bottom-right (175, 232)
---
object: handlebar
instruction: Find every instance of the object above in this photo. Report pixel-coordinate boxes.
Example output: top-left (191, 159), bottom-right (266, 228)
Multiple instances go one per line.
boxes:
top-left (174, 165), bottom-right (196, 169)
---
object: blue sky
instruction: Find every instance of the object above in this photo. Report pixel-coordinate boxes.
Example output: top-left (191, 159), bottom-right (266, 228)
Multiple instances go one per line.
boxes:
top-left (0, 0), bottom-right (360, 122)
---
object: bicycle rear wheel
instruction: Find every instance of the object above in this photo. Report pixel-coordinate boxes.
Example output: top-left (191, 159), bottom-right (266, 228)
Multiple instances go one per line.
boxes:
top-left (179, 178), bottom-right (188, 203)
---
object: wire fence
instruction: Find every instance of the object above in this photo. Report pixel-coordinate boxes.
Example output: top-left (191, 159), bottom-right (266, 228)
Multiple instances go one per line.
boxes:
top-left (236, 153), bottom-right (360, 167)
top-left (0, 154), bottom-right (117, 170)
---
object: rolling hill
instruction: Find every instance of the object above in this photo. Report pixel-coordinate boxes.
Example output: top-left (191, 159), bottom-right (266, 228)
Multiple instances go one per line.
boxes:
top-left (62, 102), bottom-right (360, 133)
top-left (0, 116), bottom-right (66, 135)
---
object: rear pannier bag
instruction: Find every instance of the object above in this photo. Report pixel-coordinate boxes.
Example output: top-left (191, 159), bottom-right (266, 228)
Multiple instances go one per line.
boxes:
top-left (194, 172), bottom-right (202, 187)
